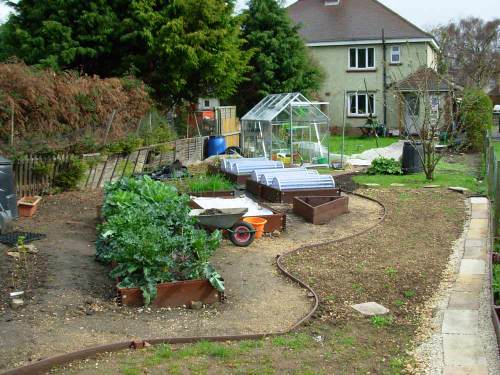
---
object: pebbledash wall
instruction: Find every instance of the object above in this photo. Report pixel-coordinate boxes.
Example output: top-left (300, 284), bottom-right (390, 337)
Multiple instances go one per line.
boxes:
top-left (308, 41), bottom-right (438, 131)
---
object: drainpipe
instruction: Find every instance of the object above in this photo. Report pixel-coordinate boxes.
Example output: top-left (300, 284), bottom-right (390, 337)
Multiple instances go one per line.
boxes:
top-left (382, 28), bottom-right (387, 127)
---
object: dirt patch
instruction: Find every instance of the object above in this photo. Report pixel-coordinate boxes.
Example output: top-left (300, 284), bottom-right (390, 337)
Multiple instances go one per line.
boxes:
top-left (0, 190), bottom-right (382, 370)
top-left (53, 189), bottom-right (466, 375)
top-left (284, 189), bottom-right (465, 324)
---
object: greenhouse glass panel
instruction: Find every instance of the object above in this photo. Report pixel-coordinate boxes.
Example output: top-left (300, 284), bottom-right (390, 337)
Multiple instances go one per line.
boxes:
top-left (241, 93), bottom-right (330, 165)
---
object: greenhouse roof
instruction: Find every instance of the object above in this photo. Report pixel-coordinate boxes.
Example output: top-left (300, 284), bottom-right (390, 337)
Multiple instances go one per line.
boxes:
top-left (241, 92), bottom-right (329, 122)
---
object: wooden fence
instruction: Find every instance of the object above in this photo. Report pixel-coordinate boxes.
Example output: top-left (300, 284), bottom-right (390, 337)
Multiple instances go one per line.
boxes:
top-left (485, 133), bottom-right (500, 238)
top-left (13, 136), bottom-right (207, 196)
top-left (14, 154), bottom-right (74, 197)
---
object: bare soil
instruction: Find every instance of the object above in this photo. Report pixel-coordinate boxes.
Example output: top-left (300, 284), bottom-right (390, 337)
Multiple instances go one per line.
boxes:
top-left (53, 188), bottom-right (466, 375)
top-left (0, 190), bottom-right (382, 371)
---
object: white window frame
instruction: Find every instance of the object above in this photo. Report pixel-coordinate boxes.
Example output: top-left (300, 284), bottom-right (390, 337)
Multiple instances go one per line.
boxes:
top-left (390, 45), bottom-right (401, 64)
top-left (348, 92), bottom-right (376, 117)
top-left (348, 47), bottom-right (375, 70)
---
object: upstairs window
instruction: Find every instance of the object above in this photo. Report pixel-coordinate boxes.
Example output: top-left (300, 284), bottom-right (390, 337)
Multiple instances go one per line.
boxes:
top-left (349, 47), bottom-right (375, 70)
top-left (348, 93), bottom-right (375, 116)
top-left (391, 46), bottom-right (401, 64)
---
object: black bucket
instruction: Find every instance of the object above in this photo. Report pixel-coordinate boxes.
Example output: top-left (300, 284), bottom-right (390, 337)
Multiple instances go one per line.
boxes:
top-left (401, 141), bottom-right (423, 175)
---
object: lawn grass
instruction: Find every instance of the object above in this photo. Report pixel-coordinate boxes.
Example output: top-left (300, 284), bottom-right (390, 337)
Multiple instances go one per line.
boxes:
top-left (353, 156), bottom-right (485, 193)
top-left (326, 135), bottom-right (399, 156)
top-left (493, 140), bottom-right (500, 159)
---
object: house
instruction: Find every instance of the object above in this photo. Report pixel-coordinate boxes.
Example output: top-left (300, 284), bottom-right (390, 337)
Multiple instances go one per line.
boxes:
top-left (288, 0), bottom-right (445, 134)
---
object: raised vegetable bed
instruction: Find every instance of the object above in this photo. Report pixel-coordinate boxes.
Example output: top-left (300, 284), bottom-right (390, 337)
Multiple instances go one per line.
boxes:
top-left (189, 190), bottom-right (235, 198)
top-left (220, 170), bottom-right (251, 185)
top-left (246, 179), bottom-right (263, 197)
top-left (261, 185), bottom-right (341, 204)
top-left (118, 279), bottom-right (221, 308)
top-left (97, 176), bottom-right (224, 307)
top-left (293, 196), bottom-right (349, 225)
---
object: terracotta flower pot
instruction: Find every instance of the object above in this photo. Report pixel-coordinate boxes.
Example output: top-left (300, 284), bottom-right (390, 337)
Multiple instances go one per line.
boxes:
top-left (17, 196), bottom-right (42, 217)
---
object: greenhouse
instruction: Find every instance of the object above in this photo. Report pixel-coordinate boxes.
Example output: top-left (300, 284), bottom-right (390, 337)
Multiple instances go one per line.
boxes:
top-left (241, 93), bottom-right (330, 165)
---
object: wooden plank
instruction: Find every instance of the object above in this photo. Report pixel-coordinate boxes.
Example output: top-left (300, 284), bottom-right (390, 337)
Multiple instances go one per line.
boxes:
top-left (496, 159), bottom-right (500, 237)
top-left (96, 155), bottom-right (110, 188)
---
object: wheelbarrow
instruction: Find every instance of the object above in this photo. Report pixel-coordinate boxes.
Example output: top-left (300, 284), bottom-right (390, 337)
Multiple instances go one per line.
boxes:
top-left (189, 208), bottom-right (256, 247)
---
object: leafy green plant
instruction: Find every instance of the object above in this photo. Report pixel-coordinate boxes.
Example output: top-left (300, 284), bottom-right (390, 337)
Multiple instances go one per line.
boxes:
top-left (367, 157), bottom-right (402, 175)
top-left (385, 267), bottom-right (398, 277)
top-left (370, 315), bottom-right (393, 328)
top-left (96, 176), bottom-right (223, 305)
top-left (403, 290), bottom-right (416, 299)
top-left (394, 299), bottom-right (406, 307)
top-left (53, 158), bottom-right (86, 191)
top-left (187, 175), bottom-right (234, 193)
top-left (31, 162), bottom-right (52, 178)
top-left (493, 263), bottom-right (500, 305)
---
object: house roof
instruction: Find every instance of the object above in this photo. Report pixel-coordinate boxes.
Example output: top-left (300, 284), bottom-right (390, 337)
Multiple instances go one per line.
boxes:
top-left (394, 68), bottom-right (455, 92)
top-left (287, 0), bottom-right (434, 44)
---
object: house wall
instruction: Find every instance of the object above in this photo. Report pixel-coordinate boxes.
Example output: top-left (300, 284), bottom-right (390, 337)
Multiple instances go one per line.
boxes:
top-left (308, 42), bottom-right (435, 130)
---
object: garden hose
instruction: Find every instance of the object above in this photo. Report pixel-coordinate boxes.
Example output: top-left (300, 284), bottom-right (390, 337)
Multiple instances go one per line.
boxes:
top-left (2, 190), bottom-right (386, 375)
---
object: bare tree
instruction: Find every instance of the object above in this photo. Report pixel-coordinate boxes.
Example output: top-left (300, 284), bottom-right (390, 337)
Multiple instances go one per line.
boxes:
top-left (431, 17), bottom-right (499, 89)
top-left (393, 68), bottom-right (454, 180)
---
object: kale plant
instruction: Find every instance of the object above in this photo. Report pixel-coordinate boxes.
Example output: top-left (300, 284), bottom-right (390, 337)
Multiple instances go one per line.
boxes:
top-left (97, 176), bottom-right (222, 305)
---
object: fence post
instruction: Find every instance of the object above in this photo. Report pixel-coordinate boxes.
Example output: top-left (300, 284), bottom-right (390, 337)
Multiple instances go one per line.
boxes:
top-left (495, 159), bottom-right (500, 238)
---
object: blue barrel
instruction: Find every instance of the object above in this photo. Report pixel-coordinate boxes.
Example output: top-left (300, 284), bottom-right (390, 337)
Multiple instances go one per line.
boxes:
top-left (207, 136), bottom-right (226, 157)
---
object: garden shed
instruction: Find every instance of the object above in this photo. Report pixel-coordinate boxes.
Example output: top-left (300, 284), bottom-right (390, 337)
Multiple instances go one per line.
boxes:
top-left (241, 93), bottom-right (330, 165)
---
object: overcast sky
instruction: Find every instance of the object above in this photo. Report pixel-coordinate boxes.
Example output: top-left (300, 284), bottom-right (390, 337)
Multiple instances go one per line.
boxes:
top-left (1, 1), bottom-right (499, 29)
top-left (237, 0), bottom-right (500, 30)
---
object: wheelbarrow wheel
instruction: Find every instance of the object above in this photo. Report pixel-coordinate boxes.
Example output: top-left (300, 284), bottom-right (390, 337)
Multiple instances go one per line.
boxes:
top-left (229, 221), bottom-right (255, 247)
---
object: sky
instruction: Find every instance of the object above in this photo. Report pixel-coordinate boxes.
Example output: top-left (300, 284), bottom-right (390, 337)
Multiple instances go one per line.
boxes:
top-left (236, 0), bottom-right (500, 30)
top-left (0, 1), bottom-right (499, 29)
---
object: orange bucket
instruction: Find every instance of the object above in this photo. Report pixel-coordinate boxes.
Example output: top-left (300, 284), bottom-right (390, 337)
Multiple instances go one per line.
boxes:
top-left (243, 217), bottom-right (267, 239)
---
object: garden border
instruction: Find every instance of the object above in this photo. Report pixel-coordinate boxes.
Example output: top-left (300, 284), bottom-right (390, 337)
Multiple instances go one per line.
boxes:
top-left (1, 190), bottom-right (386, 375)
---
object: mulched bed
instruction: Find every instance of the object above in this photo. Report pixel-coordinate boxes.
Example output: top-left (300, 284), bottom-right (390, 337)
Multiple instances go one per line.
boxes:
top-left (284, 188), bottom-right (465, 324)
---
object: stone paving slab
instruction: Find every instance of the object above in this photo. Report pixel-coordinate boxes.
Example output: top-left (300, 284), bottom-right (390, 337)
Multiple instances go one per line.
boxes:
top-left (443, 334), bottom-right (487, 366)
top-left (443, 365), bottom-right (489, 375)
top-left (448, 291), bottom-right (480, 310)
top-left (463, 246), bottom-right (487, 260)
top-left (351, 302), bottom-right (389, 316)
top-left (459, 259), bottom-right (486, 275)
top-left (470, 197), bottom-right (489, 205)
top-left (442, 310), bottom-right (479, 334)
top-left (453, 275), bottom-right (484, 293)
top-left (465, 238), bottom-right (487, 249)
top-left (472, 208), bottom-right (489, 219)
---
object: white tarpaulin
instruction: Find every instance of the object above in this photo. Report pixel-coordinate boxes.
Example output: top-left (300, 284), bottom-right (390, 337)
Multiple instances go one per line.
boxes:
top-left (192, 196), bottom-right (273, 217)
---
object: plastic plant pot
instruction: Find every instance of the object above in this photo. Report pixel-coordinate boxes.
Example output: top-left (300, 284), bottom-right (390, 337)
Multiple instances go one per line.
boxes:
top-left (243, 217), bottom-right (267, 239)
top-left (17, 196), bottom-right (42, 217)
